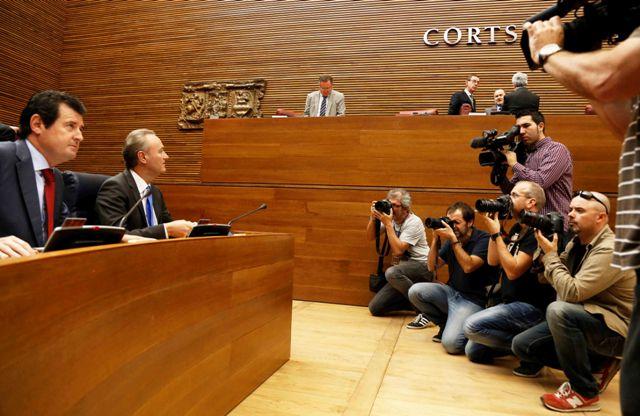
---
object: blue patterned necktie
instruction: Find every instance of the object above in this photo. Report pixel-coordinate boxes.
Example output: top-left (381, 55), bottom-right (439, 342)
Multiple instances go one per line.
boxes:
top-left (144, 186), bottom-right (157, 226)
top-left (319, 95), bottom-right (327, 116)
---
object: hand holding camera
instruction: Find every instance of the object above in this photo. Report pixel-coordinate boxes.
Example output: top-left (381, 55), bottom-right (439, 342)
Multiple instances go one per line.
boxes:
top-left (475, 211), bottom-right (501, 235)
top-left (534, 229), bottom-right (559, 254)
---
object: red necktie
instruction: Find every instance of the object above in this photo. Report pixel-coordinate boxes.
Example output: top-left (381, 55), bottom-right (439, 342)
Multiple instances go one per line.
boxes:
top-left (41, 168), bottom-right (56, 238)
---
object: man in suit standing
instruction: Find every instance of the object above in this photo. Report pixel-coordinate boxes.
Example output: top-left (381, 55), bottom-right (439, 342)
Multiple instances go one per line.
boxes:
top-left (448, 74), bottom-right (480, 114)
top-left (95, 129), bottom-right (195, 239)
top-left (503, 72), bottom-right (540, 114)
top-left (304, 75), bottom-right (346, 117)
top-left (0, 90), bottom-right (86, 259)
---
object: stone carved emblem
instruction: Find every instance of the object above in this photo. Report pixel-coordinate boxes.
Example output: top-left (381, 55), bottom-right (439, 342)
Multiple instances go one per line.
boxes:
top-left (178, 79), bottom-right (266, 130)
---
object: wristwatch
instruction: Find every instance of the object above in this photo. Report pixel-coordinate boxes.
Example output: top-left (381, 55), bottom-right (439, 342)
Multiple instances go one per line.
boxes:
top-left (538, 43), bottom-right (563, 67)
top-left (490, 232), bottom-right (501, 241)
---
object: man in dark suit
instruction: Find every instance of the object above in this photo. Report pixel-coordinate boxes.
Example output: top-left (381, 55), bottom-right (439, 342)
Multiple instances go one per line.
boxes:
top-left (503, 72), bottom-right (540, 114)
top-left (0, 90), bottom-right (86, 258)
top-left (448, 74), bottom-right (480, 115)
top-left (95, 129), bottom-right (195, 239)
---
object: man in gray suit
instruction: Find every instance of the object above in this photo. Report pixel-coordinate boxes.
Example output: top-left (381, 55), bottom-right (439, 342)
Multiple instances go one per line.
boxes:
top-left (304, 75), bottom-right (346, 117)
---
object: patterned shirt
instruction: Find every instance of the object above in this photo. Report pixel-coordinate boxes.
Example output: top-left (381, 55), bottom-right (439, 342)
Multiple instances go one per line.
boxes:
top-left (613, 95), bottom-right (640, 270)
top-left (510, 137), bottom-right (574, 222)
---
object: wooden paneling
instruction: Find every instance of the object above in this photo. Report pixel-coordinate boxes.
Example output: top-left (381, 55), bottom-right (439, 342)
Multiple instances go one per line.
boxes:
top-left (0, 0), bottom-right (65, 125)
top-left (0, 233), bottom-right (293, 415)
top-left (41, 0), bottom-right (587, 183)
top-left (202, 115), bottom-right (620, 193)
top-left (158, 115), bottom-right (619, 306)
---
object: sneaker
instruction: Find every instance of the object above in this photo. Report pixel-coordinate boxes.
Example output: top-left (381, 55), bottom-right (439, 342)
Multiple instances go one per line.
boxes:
top-left (593, 358), bottom-right (621, 393)
top-left (512, 361), bottom-right (543, 378)
top-left (406, 313), bottom-right (434, 329)
top-left (432, 326), bottom-right (444, 343)
top-left (541, 382), bottom-right (601, 413)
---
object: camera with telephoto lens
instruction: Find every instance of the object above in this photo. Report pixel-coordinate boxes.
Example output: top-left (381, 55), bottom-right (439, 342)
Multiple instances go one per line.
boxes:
top-left (470, 125), bottom-right (526, 186)
top-left (425, 216), bottom-right (456, 230)
top-left (475, 194), bottom-right (513, 220)
top-left (521, 0), bottom-right (640, 70)
top-left (374, 199), bottom-right (392, 215)
top-left (519, 210), bottom-right (565, 239)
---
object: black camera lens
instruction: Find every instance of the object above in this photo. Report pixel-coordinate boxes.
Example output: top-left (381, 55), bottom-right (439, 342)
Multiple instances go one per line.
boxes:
top-left (425, 216), bottom-right (455, 229)
top-left (374, 199), bottom-right (392, 215)
top-left (520, 211), bottom-right (564, 236)
top-left (475, 194), bottom-right (512, 219)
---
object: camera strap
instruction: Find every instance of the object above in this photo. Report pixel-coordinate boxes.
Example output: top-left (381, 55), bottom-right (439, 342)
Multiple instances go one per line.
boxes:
top-left (490, 163), bottom-right (508, 186)
top-left (374, 219), bottom-right (391, 274)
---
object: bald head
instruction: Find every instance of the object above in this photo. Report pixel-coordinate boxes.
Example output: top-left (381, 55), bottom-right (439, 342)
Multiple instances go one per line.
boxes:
top-left (568, 191), bottom-right (610, 243)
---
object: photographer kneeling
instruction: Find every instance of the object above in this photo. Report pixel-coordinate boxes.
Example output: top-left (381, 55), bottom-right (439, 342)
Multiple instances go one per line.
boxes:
top-left (367, 189), bottom-right (432, 316)
top-left (464, 181), bottom-right (555, 371)
top-left (408, 202), bottom-right (497, 354)
top-left (512, 191), bottom-right (636, 413)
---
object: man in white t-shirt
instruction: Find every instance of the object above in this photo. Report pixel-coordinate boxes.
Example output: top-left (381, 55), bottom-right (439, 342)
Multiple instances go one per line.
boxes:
top-left (366, 188), bottom-right (432, 316)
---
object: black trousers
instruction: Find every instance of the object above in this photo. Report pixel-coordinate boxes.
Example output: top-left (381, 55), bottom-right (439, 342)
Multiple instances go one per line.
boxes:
top-left (621, 270), bottom-right (640, 415)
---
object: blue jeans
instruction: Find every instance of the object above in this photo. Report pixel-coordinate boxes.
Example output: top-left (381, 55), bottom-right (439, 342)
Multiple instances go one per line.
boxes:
top-left (512, 301), bottom-right (626, 398)
top-left (408, 282), bottom-right (483, 354)
top-left (463, 301), bottom-right (543, 363)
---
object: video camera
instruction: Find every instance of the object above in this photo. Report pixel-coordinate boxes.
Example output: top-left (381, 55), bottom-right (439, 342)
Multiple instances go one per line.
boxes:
top-left (470, 125), bottom-right (525, 185)
top-left (425, 216), bottom-right (455, 230)
top-left (521, 0), bottom-right (640, 70)
top-left (475, 194), bottom-right (513, 220)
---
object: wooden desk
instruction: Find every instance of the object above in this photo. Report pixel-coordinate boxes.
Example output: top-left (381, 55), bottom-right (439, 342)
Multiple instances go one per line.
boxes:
top-left (0, 233), bottom-right (293, 415)
top-left (161, 115), bottom-right (620, 306)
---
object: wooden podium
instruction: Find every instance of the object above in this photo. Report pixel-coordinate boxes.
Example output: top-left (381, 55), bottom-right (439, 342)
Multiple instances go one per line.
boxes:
top-left (0, 233), bottom-right (293, 415)
top-left (161, 115), bottom-right (621, 306)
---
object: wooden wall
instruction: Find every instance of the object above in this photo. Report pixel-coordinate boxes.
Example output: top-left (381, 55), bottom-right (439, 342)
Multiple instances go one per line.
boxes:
top-left (159, 115), bottom-right (620, 306)
top-left (0, 0), bottom-right (65, 125)
top-left (50, 0), bottom-right (584, 183)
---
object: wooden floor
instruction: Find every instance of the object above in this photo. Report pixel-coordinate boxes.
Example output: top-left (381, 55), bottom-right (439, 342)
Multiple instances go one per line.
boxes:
top-left (230, 301), bottom-right (622, 416)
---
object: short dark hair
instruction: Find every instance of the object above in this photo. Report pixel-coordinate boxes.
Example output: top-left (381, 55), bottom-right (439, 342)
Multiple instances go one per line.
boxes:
top-left (18, 90), bottom-right (86, 140)
top-left (0, 123), bottom-right (17, 142)
top-left (319, 74), bottom-right (333, 83)
top-left (123, 128), bottom-right (156, 169)
top-left (515, 109), bottom-right (545, 125)
top-left (446, 201), bottom-right (475, 222)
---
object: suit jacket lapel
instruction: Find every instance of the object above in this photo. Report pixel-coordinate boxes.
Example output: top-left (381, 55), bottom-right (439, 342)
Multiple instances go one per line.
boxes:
top-left (325, 93), bottom-right (333, 116)
top-left (53, 168), bottom-right (64, 226)
top-left (15, 140), bottom-right (45, 246)
top-left (123, 169), bottom-right (147, 225)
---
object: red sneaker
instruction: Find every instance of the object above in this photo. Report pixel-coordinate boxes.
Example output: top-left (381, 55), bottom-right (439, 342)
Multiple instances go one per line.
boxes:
top-left (540, 382), bottom-right (600, 412)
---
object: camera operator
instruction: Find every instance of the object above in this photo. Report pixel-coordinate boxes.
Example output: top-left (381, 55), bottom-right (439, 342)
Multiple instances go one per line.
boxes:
top-left (366, 189), bottom-right (432, 317)
top-left (511, 191), bottom-right (635, 413)
top-left (464, 181), bottom-right (555, 371)
top-left (524, 11), bottom-right (640, 414)
top-left (408, 202), bottom-right (497, 354)
top-left (500, 110), bottom-right (573, 226)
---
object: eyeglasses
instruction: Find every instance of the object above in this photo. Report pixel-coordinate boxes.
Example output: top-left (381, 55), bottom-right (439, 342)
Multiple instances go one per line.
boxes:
top-left (510, 191), bottom-right (524, 199)
top-left (573, 190), bottom-right (608, 214)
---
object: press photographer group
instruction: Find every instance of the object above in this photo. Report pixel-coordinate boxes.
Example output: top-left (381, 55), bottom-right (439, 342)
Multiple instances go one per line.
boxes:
top-left (365, 0), bottom-right (640, 412)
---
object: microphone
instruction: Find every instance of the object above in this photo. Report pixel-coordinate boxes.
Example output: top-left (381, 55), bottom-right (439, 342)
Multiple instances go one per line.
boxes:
top-left (227, 203), bottom-right (267, 225)
top-left (118, 187), bottom-right (152, 228)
